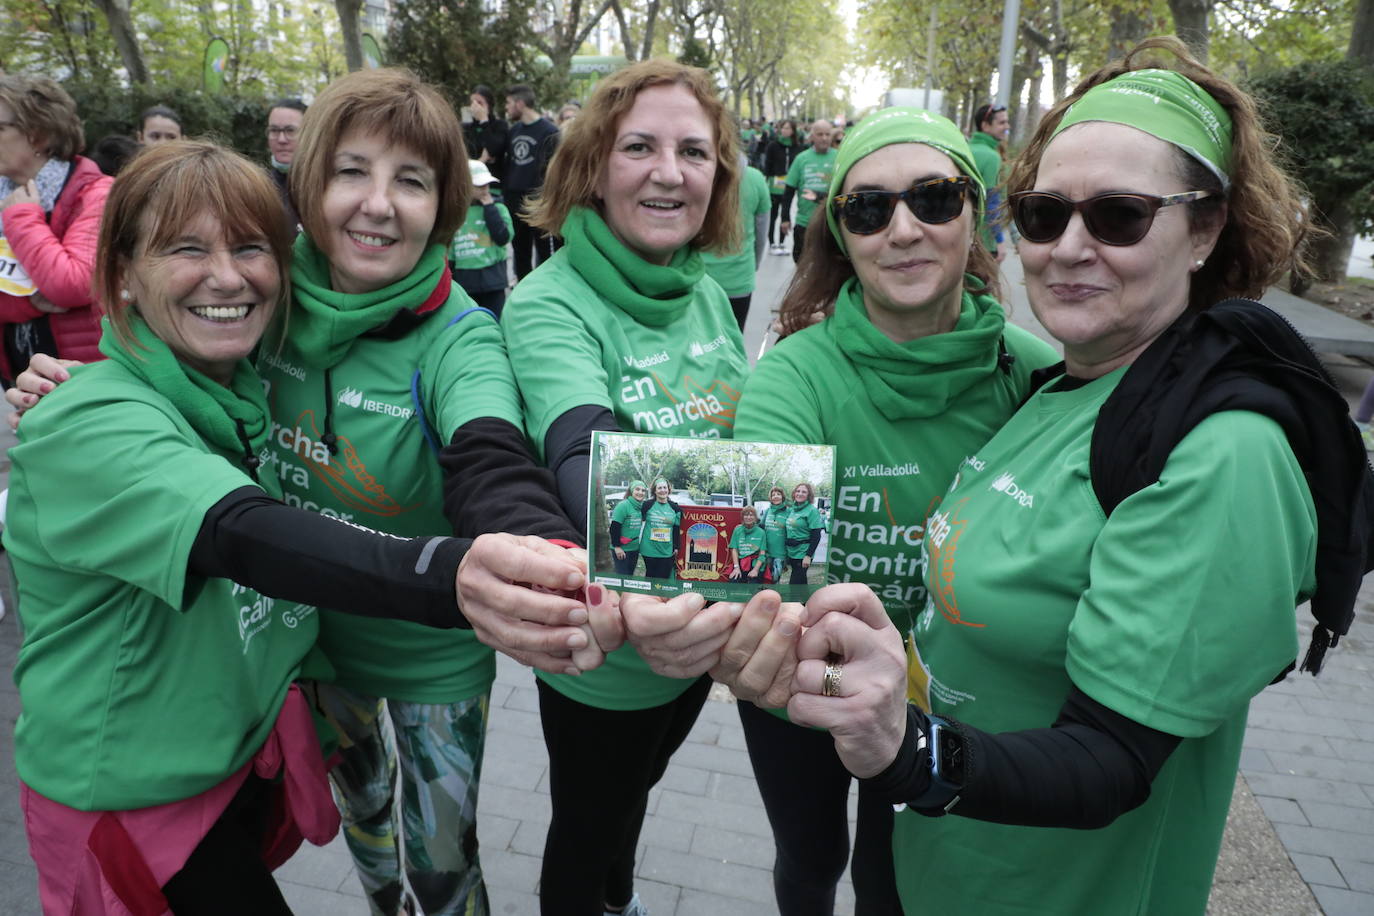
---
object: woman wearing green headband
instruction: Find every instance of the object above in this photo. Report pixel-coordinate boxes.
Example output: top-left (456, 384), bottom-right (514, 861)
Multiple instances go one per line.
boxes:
top-left (789, 38), bottom-right (1368, 916)
top-left (731, 105), bottom-right (1057, 914)
top-left (610, 479), bottom-right (649, 575)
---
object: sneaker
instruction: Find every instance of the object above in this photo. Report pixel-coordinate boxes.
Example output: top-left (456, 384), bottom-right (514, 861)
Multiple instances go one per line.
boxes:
top-left (604, 894), bottom-right (648, 916)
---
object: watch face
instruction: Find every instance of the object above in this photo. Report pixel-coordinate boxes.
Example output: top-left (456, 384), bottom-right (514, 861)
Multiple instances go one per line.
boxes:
top-left (936, 726), bottom-right (966, 786)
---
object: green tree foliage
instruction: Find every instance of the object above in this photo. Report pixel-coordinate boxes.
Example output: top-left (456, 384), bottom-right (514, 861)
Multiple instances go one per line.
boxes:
top-left (386, 0), bottom-right (548, 115)
top-left (0, 0), bottom-right (348, 96)
top-left (65, 81), bottom-right (276, 159)
top-left (1247, 59), bottom-right (1374, 283)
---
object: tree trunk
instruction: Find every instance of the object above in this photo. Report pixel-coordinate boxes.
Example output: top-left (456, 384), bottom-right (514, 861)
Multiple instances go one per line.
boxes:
top-left (1107, 11), bottom-right (1149, 61)
top-left (1166, 0), bottom-right (1211, 63)
top-left (639, 0), bottom-right (662, 61)
top-left (1350, 0), bottom-right (1374, 65)
top-left (93, 0), bottom-right (149, 84)
top-left (335, 0), bottom-right (364, 71)
top-left (1021, 49), bottom-right (1043, 140)
top-left (1309, 197), bottom-right (1359, 284)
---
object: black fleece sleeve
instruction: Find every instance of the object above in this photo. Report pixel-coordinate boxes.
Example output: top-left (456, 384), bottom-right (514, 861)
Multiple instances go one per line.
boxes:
top-left (609, 519), bottom-right (623, 543)
top-left (189, 487), bottom-right (469, 629)
top-left (543, 404), bottom-right (623, 530)
top-left (781, 185), bottom-right (797, 220)
top-left (807, 527), bottom-right (822, 559)
top-left (439, 415), bottom-right (582, 544)
top-left (864, 686), bottom-right (1182, 829)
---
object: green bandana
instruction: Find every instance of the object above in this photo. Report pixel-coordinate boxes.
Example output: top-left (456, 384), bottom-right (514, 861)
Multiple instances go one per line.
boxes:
top-left (832, 275), bottom-right (1008, 421)
top-left (289, 233), bottom-right (449, 369)
top-left (826, 107), bottom-right (985, 255)
top-left (560, 206), bottom-right (705, 328)
top-left (1053, 69), bottom-right (1233, 188)
top-left (98, 315), bottom-right (271, 467)
top-left (629, 479), bottom-right (647, 495)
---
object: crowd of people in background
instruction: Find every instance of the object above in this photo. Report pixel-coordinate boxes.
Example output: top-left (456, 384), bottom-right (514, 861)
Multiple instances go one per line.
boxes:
top-left (1, 33), bottom-right (1372, 916)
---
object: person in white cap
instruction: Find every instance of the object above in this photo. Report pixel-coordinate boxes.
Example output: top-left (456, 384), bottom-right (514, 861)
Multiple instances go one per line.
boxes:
top-left (450, 158), bottom-right (514, 317)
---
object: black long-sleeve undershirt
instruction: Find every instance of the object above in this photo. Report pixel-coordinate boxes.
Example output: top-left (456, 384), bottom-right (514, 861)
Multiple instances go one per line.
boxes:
top-left (190, 486), bottom-right (469, 629)
top-left (544, 404), bottom-right (623, 530)
top-left (865, 686), bottom-right (1182, 829)
top-left (189, 415), bottom-right (581, 629)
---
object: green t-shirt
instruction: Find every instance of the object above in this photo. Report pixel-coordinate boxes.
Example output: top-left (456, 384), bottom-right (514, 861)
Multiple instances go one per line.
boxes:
top-left (611, 496), bottom-right (644, 550)
top-left (780, 501), bottom-right (824, 559)
top-left (640, 500), bottom-right (682, 559)
top-left (785, 147), bottom-right (839, 227)
top-left (903, 370), bottom-right (1316, 915)
top-left (760, 503), bottom-right (790, 558)
top-left (259, 287), bottom-right (519, 704)
top-left (504, 247), bottom-right (748, 710)
top-left (450, 201), bottom-right (513, 271)
top-left (702, 167), bottom-right (772, 297)
top-left (6, 360), bottom-right (323, 810)
top-left (735, 288), bottom-right (1057, 627)
top-left (728, 522), bottom-right (766, 558)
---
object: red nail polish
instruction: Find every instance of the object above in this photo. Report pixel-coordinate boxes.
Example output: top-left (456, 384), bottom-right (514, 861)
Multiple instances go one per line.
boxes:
top-left (587, 583), bottom-right (604, 605)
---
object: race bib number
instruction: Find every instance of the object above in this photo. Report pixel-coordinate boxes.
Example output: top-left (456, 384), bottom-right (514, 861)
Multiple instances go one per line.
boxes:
top-left (0, 238), bottom-right (37, 297)
top-left (771, 176), bottom-right (786, 192)
top-left (649, 526), bottom-right (671, 543)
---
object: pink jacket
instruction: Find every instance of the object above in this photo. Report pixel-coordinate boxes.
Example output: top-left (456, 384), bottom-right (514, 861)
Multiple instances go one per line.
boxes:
top-left (0, 155), bottom-right (111, 379)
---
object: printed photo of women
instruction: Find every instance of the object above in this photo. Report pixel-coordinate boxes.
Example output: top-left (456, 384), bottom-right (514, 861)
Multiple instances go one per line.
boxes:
top-left (610, 480), bottom-right (647, 575)
top-left (639, 477), bottom-right (683, 579)
top-left (727, 506), bottom-right (768, 582)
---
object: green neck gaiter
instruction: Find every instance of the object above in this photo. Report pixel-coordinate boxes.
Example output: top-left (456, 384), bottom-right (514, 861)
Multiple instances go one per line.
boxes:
top-left (560, 206), bottom-right (704, 328)
top-left (289, 233), bottom-right (448, 369)
top-left (832, 276), bottom-right (1008, 421)
top-left (99, 315), bottom-right (271, 467)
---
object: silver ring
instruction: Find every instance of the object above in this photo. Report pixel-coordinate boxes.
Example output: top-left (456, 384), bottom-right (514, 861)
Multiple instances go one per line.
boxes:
top-left (822, 661), bottom-right (843, 697)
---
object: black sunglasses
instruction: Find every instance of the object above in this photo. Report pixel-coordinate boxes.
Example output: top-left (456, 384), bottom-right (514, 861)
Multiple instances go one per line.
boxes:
top-left (1010, 190), bottom-right (1214, 246)
top-left (831, 176), bottom-right (973, 236)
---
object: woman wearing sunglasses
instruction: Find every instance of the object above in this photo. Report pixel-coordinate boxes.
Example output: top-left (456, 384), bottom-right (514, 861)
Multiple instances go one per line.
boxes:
top-left (729, 107), bottom-right (1056, 915)
top-left (786, 39), bottom-right (1367, 915)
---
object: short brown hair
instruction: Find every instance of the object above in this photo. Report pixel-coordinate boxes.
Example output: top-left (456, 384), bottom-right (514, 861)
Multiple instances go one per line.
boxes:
top-left (777, 187), bottom-right (998, 337)
top-left (0, 75), bottom-right (84, 160)
top-left (741, 506), bottom-right (759, 523)
top-left (96, 141), bottom-right (293, 352)
top-left (525, 59), bottom-right (741, 254)
top-left (1005, 36), bottom-right (1311, 311)
top-left (290, 68), bottom-right (469, 250)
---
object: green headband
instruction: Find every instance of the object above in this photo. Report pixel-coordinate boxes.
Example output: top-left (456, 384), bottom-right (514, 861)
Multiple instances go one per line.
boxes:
top-left (629, 480), bottom-right (647, 493)
top-left (1052, 69), bottom-right (1232, 189)
top-left (825, 107), bottom-right (985, 256)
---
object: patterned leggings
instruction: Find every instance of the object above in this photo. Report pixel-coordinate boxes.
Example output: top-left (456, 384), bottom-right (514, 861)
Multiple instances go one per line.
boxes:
top-left (310, 683), bottom-right (490, 916)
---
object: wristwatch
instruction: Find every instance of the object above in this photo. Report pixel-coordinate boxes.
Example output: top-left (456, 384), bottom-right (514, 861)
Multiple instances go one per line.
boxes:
top-left (916, 714), bottom-right (966, 814)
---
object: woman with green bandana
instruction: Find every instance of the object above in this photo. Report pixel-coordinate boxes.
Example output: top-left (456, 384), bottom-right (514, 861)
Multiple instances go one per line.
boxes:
top-left (503, 59), bottom-right (749, 916)
top-left (727, 506), bottom-right (767, 582)
top-left (760, 485), bottom-right (790, 582)
top-left (638, 477), bottom-right (683, 580)
top-left (731, 105), bottom-right (1057, 915)
top-left (6, 141), bottom-right (580, 913)
top-left (788, 38), bottom-right (1368, 915)
top-left (609, 479), bottom-right (648, 575)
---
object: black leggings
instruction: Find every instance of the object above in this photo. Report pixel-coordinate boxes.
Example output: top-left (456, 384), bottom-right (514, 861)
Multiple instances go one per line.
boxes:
top-left (467, 287), bottom-right (507, 321)
top-left (788, 556), bottom-right (809, 585)
top-left (728, 294), bottom-right (752, 332)
top-left (792, 224), bottom-right (807, 264)
top-left (642, 555), bottom-right (675, 579)
top-left (537, 675), bottom-right (712, 915)
top-left (768, 194), bottom-right (786, 244)
top-left (737, 701), bottom-right (902, 916)
top-left (161, 774), bottom-right (292, 915)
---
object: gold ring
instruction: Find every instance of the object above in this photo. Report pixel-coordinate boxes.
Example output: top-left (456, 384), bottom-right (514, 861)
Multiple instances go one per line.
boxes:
top-left (822, 661), bottom-right (843, 697)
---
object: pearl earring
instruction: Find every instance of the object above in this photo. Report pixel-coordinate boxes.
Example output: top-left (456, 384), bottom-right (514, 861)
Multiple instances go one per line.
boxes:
top-left (1195, 259), bottom-right (1205, 268)
top-left (120, 289), bottom-right (131, 302)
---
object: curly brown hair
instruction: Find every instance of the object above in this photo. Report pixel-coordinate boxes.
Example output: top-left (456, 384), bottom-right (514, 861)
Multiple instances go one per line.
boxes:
top-left (524, 59), bottom-right (741, 255)
top-left (1005, 36), bottom-right (1313, 311)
